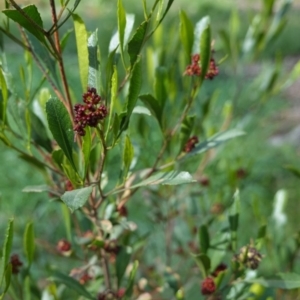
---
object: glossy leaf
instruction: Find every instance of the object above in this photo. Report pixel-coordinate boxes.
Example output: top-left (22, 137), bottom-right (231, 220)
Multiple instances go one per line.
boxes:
top-left (0, 219), bottom-right (14, 285)
top-left (23, 222), bottom-right (35, 267)
top-left (3, 5), bottom-right (45, 43)
top-left (154, 67), bottom-right (167, 109)
top-left (72, 13), bottom-right (88, 91)
top-left (116, 247), bottom-right (131, 287)
top-left (50, 271), bottom-right (94, 299)
top-left (61, 186), bottom-right (93, 213)
top-left (180, 10), bottom-right (194, 62)
top-left (120, 58), bottom-right (142, 133)
top-left (128, 21), bottom-right (148, 67)
top-left (46, 98), bottom-right (76, 171)
top-left (182, 129), bottom-right (245, 160)
top-left (199, 225), bottom-right (210, 254)
top-left (131, 171), bottom-right (196, 189)
top-left (88, 29), bottom-right (100, 90)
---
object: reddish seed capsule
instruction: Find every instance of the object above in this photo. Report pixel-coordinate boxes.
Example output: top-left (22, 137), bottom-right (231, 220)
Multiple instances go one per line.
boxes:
top-left (201, 277), bottom-right (216, 295)
top-left (56, 239), bottom-right (72, 256)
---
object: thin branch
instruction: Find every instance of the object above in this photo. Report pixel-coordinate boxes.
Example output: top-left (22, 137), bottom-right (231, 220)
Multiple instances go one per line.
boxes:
top-left (49, 0), bottom-right (74, 120)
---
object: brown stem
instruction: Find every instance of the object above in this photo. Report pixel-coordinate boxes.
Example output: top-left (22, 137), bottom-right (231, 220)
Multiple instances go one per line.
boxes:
top-left (0, 27), bottom-right (30, 50)
top-left (49, 0), bottom-right (74, 120)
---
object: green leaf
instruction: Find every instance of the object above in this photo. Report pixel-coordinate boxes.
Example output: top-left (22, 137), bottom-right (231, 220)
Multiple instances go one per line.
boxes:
top-left (2, 5), bottom-right (45, 43)
top-left (122, 135), bottom-right (134, 180)
top-left (192, 253), bottom-right (210, 278)
top-left (180, 10), bottom-right (194, 62)
top-left (199, 18), bottom-right (211, 81)
top-left (88, 29), bottom-right (100, 91)
top-left (46, 98), bottom-right (76, 171)
top-left (130, 171), bottom-right (196, 189)
top-left (24, 276), bottom-right (31, 300)
top-left (0, 68), bottom-right (8, 125)
top-left (3, 263), bottom-right (12, 295)
top-left (285, 165), bottom-right (300, 179)
top-left (30, 111), bottom-right (52, 152)
top-left (0, 219), bottom-right (13, 286)
top-left (182, 129), bottom-right (245, 160)
top-left (72, 13), bottom-right (88, 91)
top-left (82, 127), bottom-right (91, 177)
top-left (125, 260), bottom-right (138, 297)
top-left (50, 270), bottom-right (94, 300)
top-left (23, 222), bottom-right (35, 267)
top-left (229, 190), bottom-right (240, 251)
top-left (106, 66), bottom-right (118, 139)
top-left (120, 58), bottom-right (142, 133)
top-left (245, 273), bottom-right (300, 290)
top-left (118, 0), bottom-right (126, 56)
top-left (128, 21), bottom-right (148, 67)
top-left (199, 225), bottom-right (210, 254)
top-left (61, 204), bottom-right (72, 242)
top-left (154, 66), bottom-right (167, 109)
top-left (22, 185), bottom-right (50, 193)
top-left (61, 186), bottom-right (93, 213)
top-left (139, 94), bottom-right (163, 128)
top-left (133, 106), bottom-right (151, 115)
top-left (116, 247), bottom-right (131, 287)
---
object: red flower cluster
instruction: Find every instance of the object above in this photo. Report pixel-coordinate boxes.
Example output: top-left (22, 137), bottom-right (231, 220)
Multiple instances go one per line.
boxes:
top-left (10, 254), bottom-right (23, 274)
top-left (201, 277), bottom-right (216, 295)
top-left (74, 87), bottom-right (108, 136)
top-left (184, 136), bottom-right (199, 152)
top-left (184, 54), bottom-right (219, 79)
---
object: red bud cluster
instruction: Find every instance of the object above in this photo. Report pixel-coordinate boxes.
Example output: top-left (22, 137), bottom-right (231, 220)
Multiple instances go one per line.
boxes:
top-left (10, 254), bottom-right (23, 274)
top-left (74, 87), bottom-right (108, 136)
top-left (184, 136), bottom-right (199, 153)
top-left (184, 54), bottom-right (219, 79)
top-left (201, 277), bottom-right (216, 295)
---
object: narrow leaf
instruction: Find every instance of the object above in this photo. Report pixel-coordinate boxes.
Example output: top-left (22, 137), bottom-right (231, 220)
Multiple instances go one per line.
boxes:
top-left (61, 186), bottom-right (93, 213)
top-left (123, 135), bottom-right (134, 179)
top-left (0, 219), bottom-right (14, 284)
top-left (199, 19), bottom-right (211, 81)
top-left (180, 10), bottom-right (194, 62)
top-left (131, 171), bottom-right (196, 189)
top-left (199, 225), bottom-right (210, 254)
top-left (0, 68), bottom-right (8, 124)
top-left (116, 247), bottom-right (131, 287)
top-left (125, 260), bottom-right (139, 297)
top-left (118, 0), bottom-right (126, 53)
top-left (22, 185), bottom-right (50, 193)
top-left (46, 98), bottom-right (76, 171)
top-left (128, 21), bottom-right (148, 67)
top-left (50, 271), bottom-right (94, 300)
top-left (23, 222), bottom-right (35, 267)
top-left (82, 127), bottom-right (91, 177)
top-left (88, 29), bottom-right (100, 90)
top-left (120, 58), bottom-right (142, 133)
top-left (72, 13), bottom-right (88, 91)
top-left (139, 94), bottom-right (162, 127)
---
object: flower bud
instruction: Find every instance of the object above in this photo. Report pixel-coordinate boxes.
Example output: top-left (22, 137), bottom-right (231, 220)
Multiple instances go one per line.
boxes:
top-left (201, 277), bottom-right (216, 295)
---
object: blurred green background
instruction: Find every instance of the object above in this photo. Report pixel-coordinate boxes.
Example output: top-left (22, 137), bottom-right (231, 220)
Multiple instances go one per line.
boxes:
top-left (1, 0), bottom-right (300, 298)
